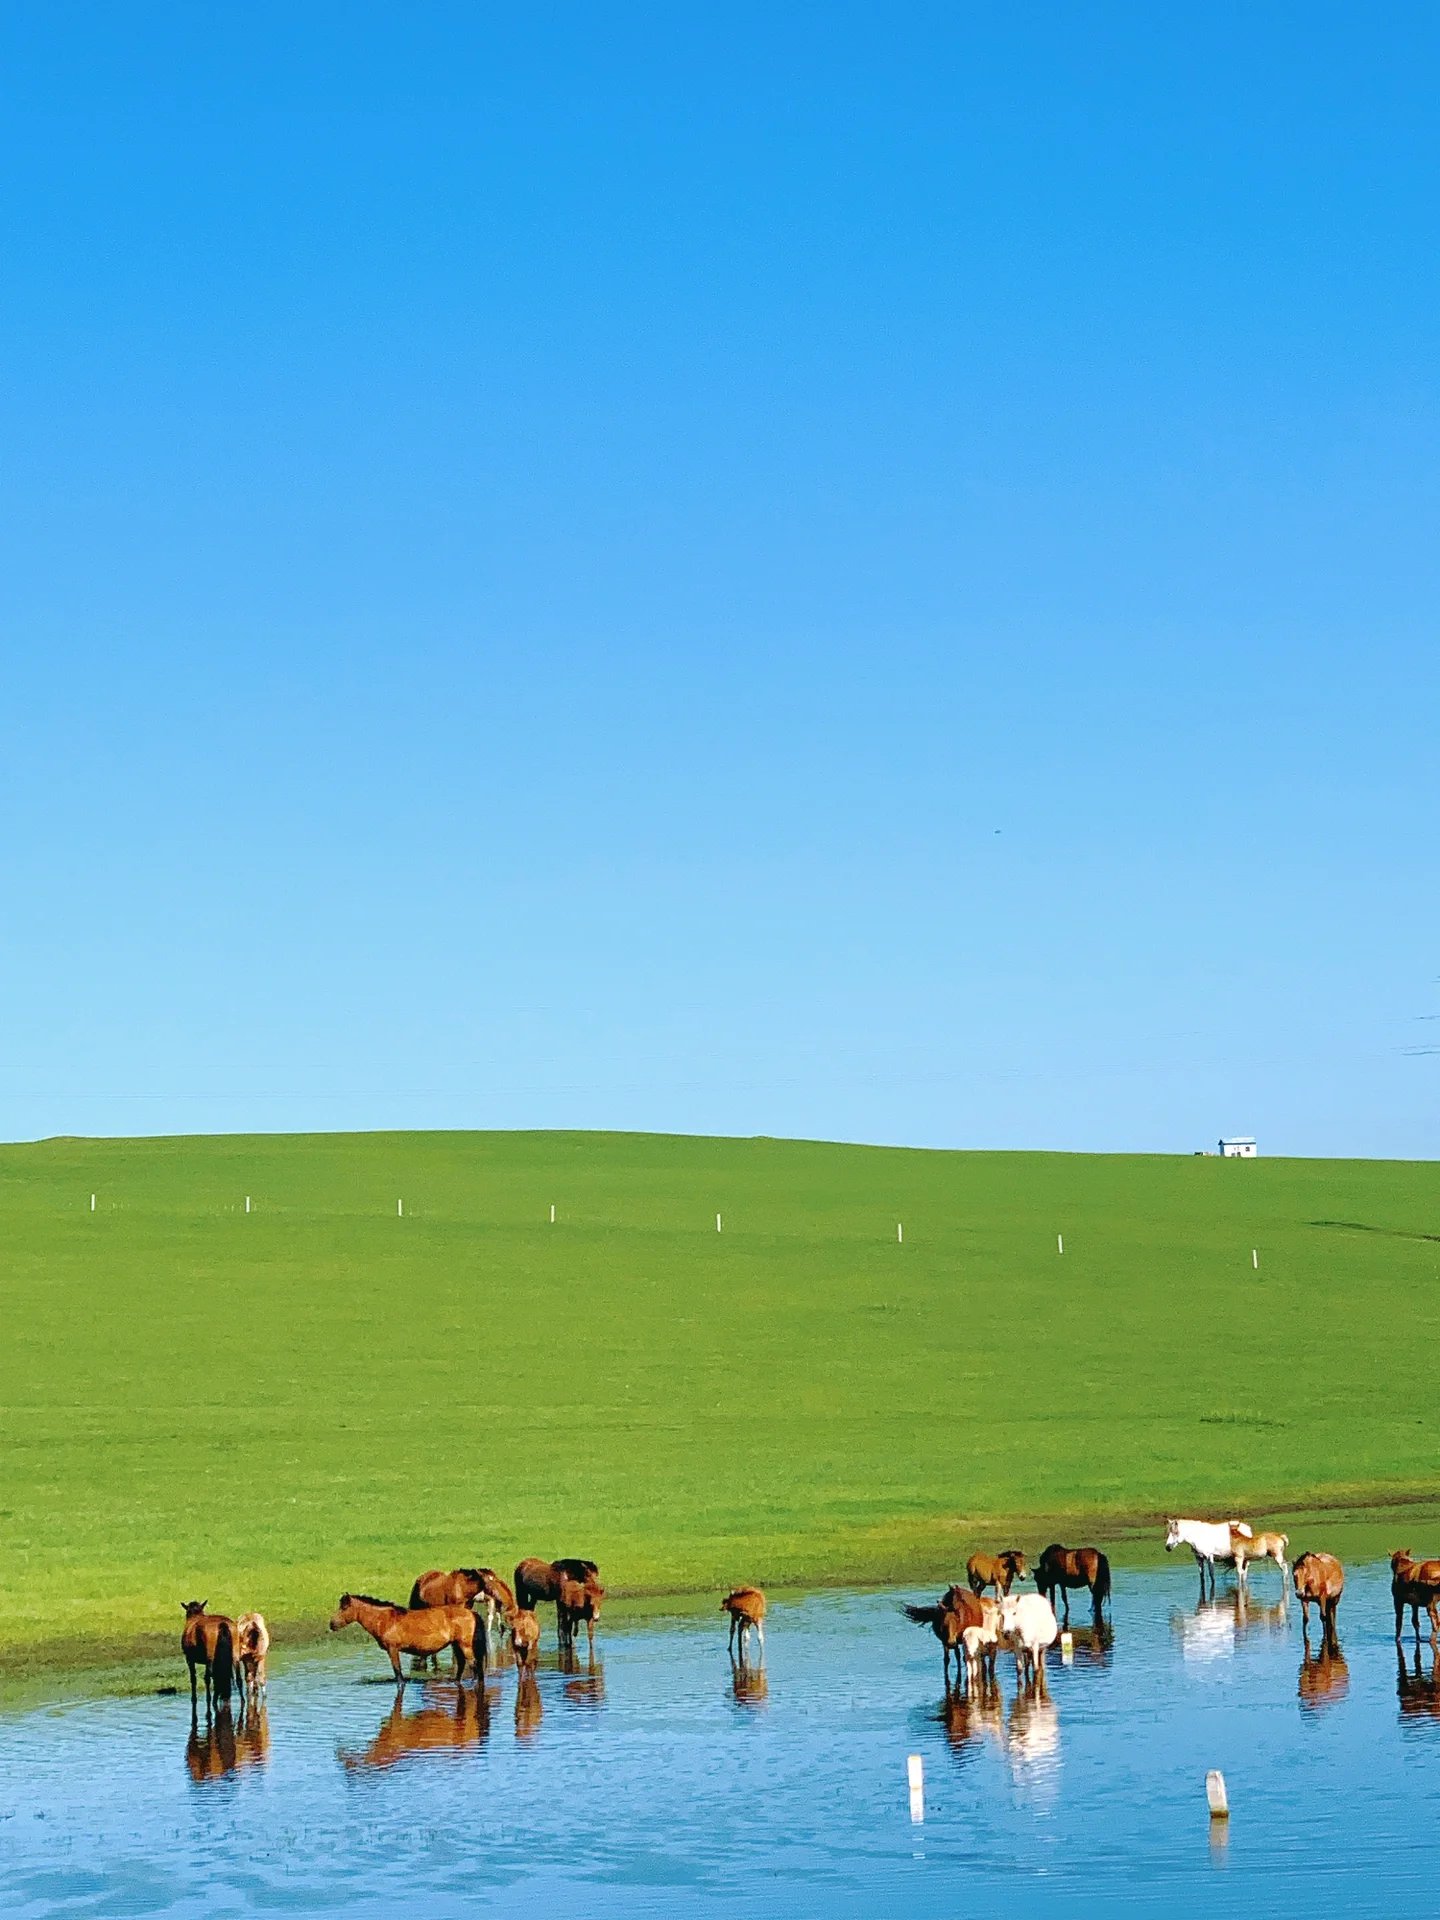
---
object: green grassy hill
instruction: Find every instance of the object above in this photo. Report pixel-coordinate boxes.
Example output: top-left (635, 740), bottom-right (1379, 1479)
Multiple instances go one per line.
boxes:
top-left (3, 1129), bottom-right (1437, 1671)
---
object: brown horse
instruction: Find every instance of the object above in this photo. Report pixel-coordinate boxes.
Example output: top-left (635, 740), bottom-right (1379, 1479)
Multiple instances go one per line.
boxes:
top-left (722, 1587), bottom-right (768, 1663)
top-left (508, 1606), bottom-right (541, 1671)
top-left (903, 1587), bottom-right (983, 1686)
top-left (1291, 1551), bottom-right (1343, 1646)
top-left (1034, 1544), bottom-right (1111, 1622)
top-left (407, 1569), bottom-right (491, 1671)
top-left (186, 1701), bottom-right (270, 1780)
top-left (235, 1612), bottom-right (269, 1702)
top-left (967, 1550), bottom-right (1029, 1597)
top-left (557, 1572), bottom-right (605, 1655)
top-left (181, 1600), bottom-right (238, 1710)
top-left (1390, 1550), bottom-right (1440, 1642)
top-left (514, 1557), bottom-right (600, 1613)
top-left (329, 1593), bottom-right (482, 1683)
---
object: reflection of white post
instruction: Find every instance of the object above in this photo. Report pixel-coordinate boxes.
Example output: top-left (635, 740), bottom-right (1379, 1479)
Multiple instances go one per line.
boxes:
top-left (550, 1204), bottom-right (556, 1224)
top-left (397, 1198), bottom-right (404, 1218)
top-left (897, 1223), bottom-right (903, 1244)
top-left (907, 1753), bottom-right (924, 1824)
top-left (716, 1213), bottom-right (722, 1234)
top-left (90, 1193), bottom-right (96, 1213)
top-left (1057, 1232), bottom-right (1064, 1254)
top-left (1252, 1248), bottom-right (1258, 1270)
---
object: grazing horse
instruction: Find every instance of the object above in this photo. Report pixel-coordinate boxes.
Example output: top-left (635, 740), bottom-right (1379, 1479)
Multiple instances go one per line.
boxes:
top-left (1390, 1551), bottom-right (1440, 1643)
top-left (514, 1557), bottom-right (600, 1615)
top-left (967, 1550), bottom-right (1029, 1597)
top-left (1164, 1517), bottom-right (1250, 1596)
top-left (1034, 1543), bottom-right (1111, 1621)
top-left (1291, 1551), bottom-right (1344, 1646)
top-left (235, 1612), bottom-right (269, 1702)
top-left (999, 1591), bottom-right (1059, 1689)
top-left (328, 1593), bottom-right (482, 1683)
top-left (721, 1587), bottom-right (768, 1664)
top-left (181, 1601), bottom-right (238, 1710)
top-left (903, 1587), bottom-right (983, 1686)
top-left (557, 1572), bottom-right (605, 1655)
top-left (1230, 1526), bottom-right (1289, 1587)
top-left (508, 1606), bottom-right (541, 1672)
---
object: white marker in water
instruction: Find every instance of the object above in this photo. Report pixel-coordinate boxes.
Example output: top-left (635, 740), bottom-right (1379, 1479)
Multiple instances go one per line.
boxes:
top-left (1206, 1770), bottom-right (1229, 1819)
top-left (907, 1753), bottom-right (925, 1824)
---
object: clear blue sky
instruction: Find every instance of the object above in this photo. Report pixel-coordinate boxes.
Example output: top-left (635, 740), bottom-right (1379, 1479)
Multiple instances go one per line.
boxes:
top-left (3, 4), bottom-right (1437, 1156)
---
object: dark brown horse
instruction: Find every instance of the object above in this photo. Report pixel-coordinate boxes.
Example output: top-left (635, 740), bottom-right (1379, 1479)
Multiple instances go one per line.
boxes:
top-left (329, 1593), bottom-right (483, 1683)
top-left (514, 1557), bottom-right (600, 1612)
top-left (1034, 1544), bottom-right (1111, 1622)
top-left (1391, 1550), bottom-right (1440, 1642)
top-left (1291, 1551), bottom-right (1344, 1647)
top-left (903, 1587), bottom-right (984, 1686)
top-left (967, 1549), bottom-right (1029, 1597)
top-left (181, 1600), bottom-right (238, 1710)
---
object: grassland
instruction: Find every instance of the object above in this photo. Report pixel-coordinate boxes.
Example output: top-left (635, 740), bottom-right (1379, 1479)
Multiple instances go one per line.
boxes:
top-left (3, 1129), bottom-right (1438, 1683)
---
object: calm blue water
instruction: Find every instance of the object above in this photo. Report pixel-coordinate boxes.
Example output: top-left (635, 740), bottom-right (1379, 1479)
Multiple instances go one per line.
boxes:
top-left (3, 1563), bottom-right (1438, 1917)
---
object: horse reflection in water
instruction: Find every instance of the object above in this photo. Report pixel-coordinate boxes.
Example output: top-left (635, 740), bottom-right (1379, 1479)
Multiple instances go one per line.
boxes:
top-left (937, 1682), bottom-right (1003, 1764)
top-left (1397, 1643), bottom-right (1440, 1724)
top-left (339, 1684), bottom-right (491, 1771)
top-left (730, 1655), bottom-right (769, 1710)
top-left (1058, 1619), bottom-right (1114, 1669)
top-left (1297, 1642), bottom-right (1349, 1713)
top-left (559, 1646), bottom-right (606, 1708)
top-left (514, 1671), bottom-right (544, 1742)
top-left (186, 1702), bottom-right (270, 1782)
top-left (1006, 1686), bottom-right (1060, 1796)
top-left (1171, 1590), bottom-right (1288, 1662)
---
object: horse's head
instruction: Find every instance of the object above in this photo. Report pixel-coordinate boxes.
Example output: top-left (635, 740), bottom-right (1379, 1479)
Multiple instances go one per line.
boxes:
top-left (999, 1593), bottom-right (1020, 1634)
top-left (329, 1595), bottom-right (355, 1631)
top-left (182, 1599), bottom-right (207, 1617)
top-left (1004, 1551), bottom-right (1029, 1581)
top-left (1391, 1550), bottom-right (1414, 1573)
top-left (1163, 1519), bottom-right (1181, 1552)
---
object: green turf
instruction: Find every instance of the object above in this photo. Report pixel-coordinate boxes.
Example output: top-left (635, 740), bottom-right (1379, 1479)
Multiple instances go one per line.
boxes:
top-left (3, 1129), bottom-right (1438, 1677)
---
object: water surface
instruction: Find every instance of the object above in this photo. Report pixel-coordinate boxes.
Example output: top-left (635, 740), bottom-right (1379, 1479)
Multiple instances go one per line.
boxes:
top-left (3, 1564), bottom-right (1438, 1916)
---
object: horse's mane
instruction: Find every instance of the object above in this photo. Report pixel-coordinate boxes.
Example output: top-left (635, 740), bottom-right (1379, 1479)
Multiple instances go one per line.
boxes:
top-left (348, 1593), bottom-right (404, 1609)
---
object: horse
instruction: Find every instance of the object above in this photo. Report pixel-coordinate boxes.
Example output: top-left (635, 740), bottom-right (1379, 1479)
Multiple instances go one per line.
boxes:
top-left (721, 1587), bottom-right (767, 1664)
top-left (967, 1549), bottom-right (1029, 1597)
top-left (508, 1606), bottom-right (541, 1672)
top-left (903, 1587), bottom-right (982, 1686)
top-left (961, 1597), bottom-right (1002, 1688)
top-left (1034, 1543), bottom-right (1111, 1621)
top-left (1291, 1551), bottom-right (1343, 1647)
top-left (556, 1572), bottom-right (605, 1655)
top-left (181, 1600), bottom-right (238, 1710)
top-left (236, 1612), bottom-right (269, 1702)
top-left (406, 1569), bottom-right (492, 1671)
top-left (1390, 1550), bottom-right (1440, 1643)
top-left (1163, 1517), bottom-right (1250, 1596)
top-left (1230, 1526), bottom-right (1289, 1586)
top-left (514, 1557), bottom-right (600, 1615)
top-left (328, 1593), bottom-right (482, 1683)
top-left (999, 1591), bottom-right (1059, 1689)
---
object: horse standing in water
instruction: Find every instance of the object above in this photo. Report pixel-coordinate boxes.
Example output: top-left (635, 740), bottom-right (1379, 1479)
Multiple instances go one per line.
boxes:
top-left (328, 1593), bottom-right (483, 1683)
top-left (181, 1601), bottom-right (238, 1710)
top-left (1292, 1551), bottom-right (1344, 1648)
top-left (722, 1587), bottom-right (768, 1664)
top-left (967, 1550), bottom-right (1029, 1597)
top-left (902, 1587), bottom-right (982, 1687)
top-left (1034, 1544), bottom-right (1111, 1622)
top-left (1390, 1551), bottom-right (1440, 1643)
top-left (1164, 1517), bottom-right (1249, 1597)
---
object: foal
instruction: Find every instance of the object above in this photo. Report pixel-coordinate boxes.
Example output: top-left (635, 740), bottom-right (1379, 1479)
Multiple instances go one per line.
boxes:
top-left (721, 1587), bottom-right (767, 1664)
top-left (236, 1612), bottom-right (270, 1702)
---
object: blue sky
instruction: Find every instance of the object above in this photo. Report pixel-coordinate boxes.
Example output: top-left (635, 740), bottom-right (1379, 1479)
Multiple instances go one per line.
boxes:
top-left (3, 4), bottom-right (1437, 1156)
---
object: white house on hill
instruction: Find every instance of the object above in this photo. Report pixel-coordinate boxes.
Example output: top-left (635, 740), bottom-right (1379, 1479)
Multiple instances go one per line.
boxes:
top-left (1219, 1136), bottom-right (1257, 1158)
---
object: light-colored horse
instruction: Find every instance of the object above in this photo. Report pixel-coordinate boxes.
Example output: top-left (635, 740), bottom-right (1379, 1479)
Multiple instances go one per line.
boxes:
top-left (1164, 1517), bottom-right (1251, 1597)
top-left (999, 1591), bottom-right (1059, 1689)
top-left (1231, 1527), bottom-right (1289, 1586)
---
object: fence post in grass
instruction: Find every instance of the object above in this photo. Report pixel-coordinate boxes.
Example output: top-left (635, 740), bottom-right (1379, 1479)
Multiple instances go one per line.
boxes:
top-left (398, 1198), bottom-right (404, 1218)
top-left (897, 1222), bottom-right (903, 1244)
top-left (245, 1195), bottom-right (251, 1214)
top-left (1057, 1232), bottom-right (1064, 1254)
top-left (90, 1193), bottom-right (96, 1213)
top-left (550, 1204), bottom-right (556, 1224)
top-left (716, 1212), bottom-right (722, 1234)
top-left (1252, 1248), bottom-right (1258, 1270)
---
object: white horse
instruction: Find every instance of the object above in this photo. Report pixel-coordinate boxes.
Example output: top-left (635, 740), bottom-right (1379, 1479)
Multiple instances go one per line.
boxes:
top-left (1164, 1517), bottom-right (1251, 1596)
top-left (999, 1591), bottom-right (1059, 1688)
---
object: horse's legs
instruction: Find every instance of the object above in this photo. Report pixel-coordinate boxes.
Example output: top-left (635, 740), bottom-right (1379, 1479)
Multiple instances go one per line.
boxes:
top-left (1060, 1587), bottom-right (1071, 1625)
top-left (187, 1654), bottom-right (199, 1707)
top-left (388, 1647), bottom-right (406, 1684)
top-left (586, 1617), bottom-right (596, 1658)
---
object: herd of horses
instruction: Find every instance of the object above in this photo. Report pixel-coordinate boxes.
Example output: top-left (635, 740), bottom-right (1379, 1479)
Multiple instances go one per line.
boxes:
top-left (176, 1520), bottom-right (1440, 1734)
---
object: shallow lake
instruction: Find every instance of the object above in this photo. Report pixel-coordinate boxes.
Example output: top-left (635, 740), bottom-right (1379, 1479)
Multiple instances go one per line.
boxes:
top-left (4, 1563), bottom-right (1440, 1917)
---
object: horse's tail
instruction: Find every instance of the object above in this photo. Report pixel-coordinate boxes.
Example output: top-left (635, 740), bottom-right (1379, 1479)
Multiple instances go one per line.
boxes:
top-left (902, 1603), bottom-right (940, 1628)
top-left (1092, 1551), bottom-right (1112, 1609)
top-left (407, 1579), bottom-right (426, 1610)
top-left (212, 1620), bottom-right (235, 1700)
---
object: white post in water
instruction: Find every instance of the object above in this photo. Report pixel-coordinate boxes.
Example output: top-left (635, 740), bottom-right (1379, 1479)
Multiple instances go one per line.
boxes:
top-left (1206, 1770), bottom-right (1229, 1819)
top-left (897, 1222), bottom-right (903, 1244)
top-left (1252, 1248), bottom-right (1259, 1270)
top-left (1057, 1232), bottom-right (1064, 1254)
top-left (716, 1212), bottom-right (722, 1234)
top-left (397, 1198), bottom-right (404, 1218)
top-left (550, 1204), bottom-right (556, 1224)
top-left (90, 1193), bottom-right (96, 1213)
top-left (907, 1753), bottom-right (925, 1824)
